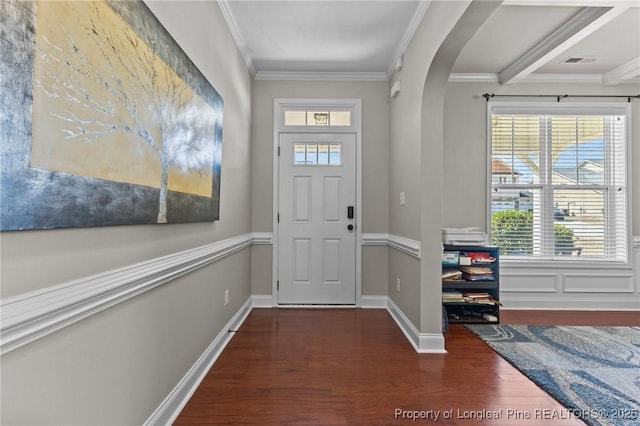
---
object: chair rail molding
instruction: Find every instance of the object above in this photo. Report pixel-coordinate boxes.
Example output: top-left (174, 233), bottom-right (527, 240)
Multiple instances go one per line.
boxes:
top-left (0, 233), bottom-right (265, 355)
top-left (362, 233), bottom-right (421, 259)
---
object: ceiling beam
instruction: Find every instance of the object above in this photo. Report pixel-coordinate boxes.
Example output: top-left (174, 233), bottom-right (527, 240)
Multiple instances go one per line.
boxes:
top-left (602, 57), bottom-right (640, 85)
top-left (502, 0), bottom-right (636, 6)
top-left (498, 6), bottom-right (628, 85)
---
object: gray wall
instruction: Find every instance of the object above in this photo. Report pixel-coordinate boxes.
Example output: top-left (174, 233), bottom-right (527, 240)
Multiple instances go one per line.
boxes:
top-left (443, 81), bottom-right (640, 234)
top-left (442, 80), bottom-right (640, 310)
top-left (1, 1), bottom-right (253, 424)
top-left (387, 0), bottom-right (473, 332)
top-left (250, 80), bottom-right (390, 297)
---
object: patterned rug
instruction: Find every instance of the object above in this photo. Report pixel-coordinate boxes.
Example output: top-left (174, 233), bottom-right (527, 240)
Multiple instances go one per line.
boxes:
top-left (466, 325), bottom-right (640, 426)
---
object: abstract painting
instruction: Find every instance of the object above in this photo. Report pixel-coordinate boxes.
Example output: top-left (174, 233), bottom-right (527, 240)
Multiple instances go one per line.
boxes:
top-left (0, 0), bottom-right (223, 231)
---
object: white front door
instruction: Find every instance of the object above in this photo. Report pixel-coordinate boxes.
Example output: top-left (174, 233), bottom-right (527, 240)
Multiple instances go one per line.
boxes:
top-left (278, 133), bottom-right (357, 304)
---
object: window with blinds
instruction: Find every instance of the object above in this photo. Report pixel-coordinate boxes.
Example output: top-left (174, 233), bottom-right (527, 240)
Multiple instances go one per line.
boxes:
top-left (488, 104), bottom-right (628, 262)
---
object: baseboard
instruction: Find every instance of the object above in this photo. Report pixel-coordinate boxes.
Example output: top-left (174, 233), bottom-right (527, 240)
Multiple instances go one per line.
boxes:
top-left (360, 295), bottom-right (388, 308)
top-left (253, 294), bottom-right (388, 309)
top-left (251, 294), bottom-right (274, 308)
top-left (386, 298), bottom-right (446, 353)
top-left (144, 297), bottom-right (253, 426)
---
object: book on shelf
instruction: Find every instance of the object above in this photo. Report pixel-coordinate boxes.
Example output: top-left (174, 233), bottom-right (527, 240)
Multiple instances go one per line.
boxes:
top-left (458, 265), bottom-right (494, 281)
top-left (464, 292), bottom-right (491, 300)
top-left (442, 268), bottom-right (462, 281)
top-left (458, 266), bottom-right (493, 275)
top-left (467, 292), bottom-right (501, 305)
top-left (442, 290), bottom-right (465, 303)
top-left (463, 252), bottom-right (496, 264)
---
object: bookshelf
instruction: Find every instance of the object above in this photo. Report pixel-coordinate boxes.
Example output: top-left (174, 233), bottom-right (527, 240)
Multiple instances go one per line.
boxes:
top-left (442, 245), bottom-right (500, 324)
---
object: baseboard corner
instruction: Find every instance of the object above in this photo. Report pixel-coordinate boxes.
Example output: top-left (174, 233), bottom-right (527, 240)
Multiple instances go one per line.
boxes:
top-left (386, 298), bottom-right (446, 354)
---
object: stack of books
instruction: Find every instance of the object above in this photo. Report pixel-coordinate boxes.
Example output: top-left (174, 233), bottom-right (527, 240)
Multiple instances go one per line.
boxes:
top-left (442, 268), bottom-right (462, 281)
top-left (463, 292), bottom-right (502, 306)
top-left (442, 290), bottom-right (465, 303)
top-left (457, 266), bottom-right (494, 281)
top-left (466, 252), bottom-right (496, 264)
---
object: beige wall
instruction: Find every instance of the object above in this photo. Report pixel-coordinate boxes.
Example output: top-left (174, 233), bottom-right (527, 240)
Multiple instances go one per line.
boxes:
top-left (1, 1), bottom-right (253, 424)
top-left (250, 80), bottom-right (390, 297)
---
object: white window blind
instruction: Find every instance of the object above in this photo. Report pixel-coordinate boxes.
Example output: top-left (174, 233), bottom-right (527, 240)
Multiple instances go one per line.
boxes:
top-left (489, 103), bottom-right (628, 262)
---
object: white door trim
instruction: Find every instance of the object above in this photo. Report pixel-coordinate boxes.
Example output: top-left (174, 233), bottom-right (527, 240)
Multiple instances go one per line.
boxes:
top-left (272, 98), bottom-right (362, 307)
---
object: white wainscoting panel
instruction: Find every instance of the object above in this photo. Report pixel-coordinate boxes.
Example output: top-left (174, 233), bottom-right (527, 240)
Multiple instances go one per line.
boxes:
top-left (501, 272), bottom-right (558, 293)
top-left (500, 240), bottom-right (640, 309)
top-left (563, 273), bottom-right (634, 293)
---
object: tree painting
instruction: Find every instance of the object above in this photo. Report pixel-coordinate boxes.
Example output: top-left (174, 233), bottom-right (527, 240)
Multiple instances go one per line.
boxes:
top-left (30, 0), bottom-right (222, 224)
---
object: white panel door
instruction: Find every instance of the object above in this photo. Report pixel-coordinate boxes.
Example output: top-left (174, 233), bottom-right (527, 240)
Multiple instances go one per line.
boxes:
top-left (278, 133), bottom-right (356, 304)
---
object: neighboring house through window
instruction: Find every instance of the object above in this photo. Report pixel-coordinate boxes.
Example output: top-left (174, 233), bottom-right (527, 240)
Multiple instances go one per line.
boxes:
top-left (488, 102), bottom-right (629, 262)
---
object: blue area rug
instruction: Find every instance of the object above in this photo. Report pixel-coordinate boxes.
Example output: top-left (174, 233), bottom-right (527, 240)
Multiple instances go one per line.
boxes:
top-left (466, 325), bottom-right (640, 426)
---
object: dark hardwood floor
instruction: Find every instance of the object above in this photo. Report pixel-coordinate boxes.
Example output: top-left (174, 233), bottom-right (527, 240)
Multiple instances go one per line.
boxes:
top-left (174, 308), bottom-right (638, 425)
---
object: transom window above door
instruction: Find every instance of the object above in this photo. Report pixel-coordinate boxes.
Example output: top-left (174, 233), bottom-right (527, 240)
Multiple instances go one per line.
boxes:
top-left (284, 110), bottom-right (351, 127)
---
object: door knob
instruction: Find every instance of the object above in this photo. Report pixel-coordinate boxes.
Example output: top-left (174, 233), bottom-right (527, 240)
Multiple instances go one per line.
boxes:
top-left (347, 224), bottom-right (354, 231)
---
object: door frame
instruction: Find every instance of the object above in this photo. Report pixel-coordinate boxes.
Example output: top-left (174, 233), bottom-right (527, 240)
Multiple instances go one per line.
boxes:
top-left (272, 98), bottom-right (362, 307)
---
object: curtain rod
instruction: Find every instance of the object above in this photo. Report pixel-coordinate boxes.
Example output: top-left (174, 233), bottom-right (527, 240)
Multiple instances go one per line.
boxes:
top-left (483, 93), bottom-right (640, 103)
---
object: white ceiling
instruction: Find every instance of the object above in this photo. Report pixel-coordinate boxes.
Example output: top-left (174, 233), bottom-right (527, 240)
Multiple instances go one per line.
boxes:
top-left (219, 0), bottom-right (640, 84)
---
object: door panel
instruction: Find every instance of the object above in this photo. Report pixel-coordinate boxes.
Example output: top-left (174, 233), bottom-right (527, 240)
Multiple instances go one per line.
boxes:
top-left (293, 177), bottom-right (311, 222)
top-left (323, 177), bottom-right (341, 222)
top-left (278, 133), bottom-right (356, 304)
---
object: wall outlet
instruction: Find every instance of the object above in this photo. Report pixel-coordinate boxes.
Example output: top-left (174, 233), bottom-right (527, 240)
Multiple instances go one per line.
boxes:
top-left (399, 192), bottom-right (406, 206)
top-left (224, 289), bottom-right (229, 306)
top-left (396, 277), bottom-right (401, 292)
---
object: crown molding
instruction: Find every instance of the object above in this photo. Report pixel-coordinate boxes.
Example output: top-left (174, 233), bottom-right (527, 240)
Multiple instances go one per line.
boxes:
top-left (386, 0), bottom-right (432, 79)
top-left (217, 0), bottom-right (256, 77)
top-left (503, 0), bottom-right (638, 6)
top-left (603, 57), bottom-right (640, 86)
top-left (254, 71), bottom-right (388, 82)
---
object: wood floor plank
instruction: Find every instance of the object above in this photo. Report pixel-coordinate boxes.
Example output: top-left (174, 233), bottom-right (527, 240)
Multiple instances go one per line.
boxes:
top-left (175, 308), bottom-right (637, 425)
